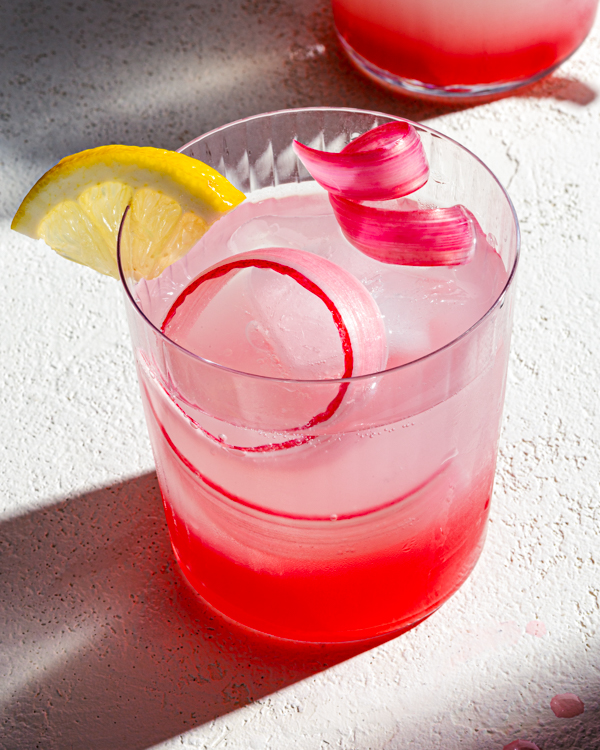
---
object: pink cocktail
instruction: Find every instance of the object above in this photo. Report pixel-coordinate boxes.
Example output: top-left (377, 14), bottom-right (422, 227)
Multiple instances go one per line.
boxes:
top-left (118, 108), bottom-right (519, 642)
top-left (332, 0), bottom-right (598, 99)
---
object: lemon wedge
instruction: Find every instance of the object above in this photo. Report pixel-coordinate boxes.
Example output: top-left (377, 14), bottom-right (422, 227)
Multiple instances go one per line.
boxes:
top-left (11, 145), bottom-right (245, 279)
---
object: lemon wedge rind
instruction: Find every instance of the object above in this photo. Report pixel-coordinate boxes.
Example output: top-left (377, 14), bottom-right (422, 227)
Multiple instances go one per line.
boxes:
top-left (11, 145), bottom-right (244, 239)
top-left (11, 145), bottom-right (245, 279)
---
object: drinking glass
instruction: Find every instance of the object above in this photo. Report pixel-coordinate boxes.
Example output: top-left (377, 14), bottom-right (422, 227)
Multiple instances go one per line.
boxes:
top-left (332, 0), bottom-right (599, 99)
top-left (118, 108), bottom-right (519, 643)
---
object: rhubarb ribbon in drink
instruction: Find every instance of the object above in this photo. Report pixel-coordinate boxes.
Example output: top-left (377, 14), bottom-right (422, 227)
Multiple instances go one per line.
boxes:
top-left (330, 195), bottom-right (476, 266)
top-left (160, 247), bottom-right (388, 441)
top-left (294, 121), bottom-right (477, 266)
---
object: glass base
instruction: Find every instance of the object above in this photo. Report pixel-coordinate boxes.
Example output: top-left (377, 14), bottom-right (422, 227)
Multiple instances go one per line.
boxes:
top-left (338, 33), bottom-right (562, 102)
top-left (175, 557), bottom-right (438, 646)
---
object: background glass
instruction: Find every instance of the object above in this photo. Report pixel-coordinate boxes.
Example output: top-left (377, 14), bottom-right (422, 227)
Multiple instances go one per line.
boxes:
top-left (332, 0), bottom-right (599, 99)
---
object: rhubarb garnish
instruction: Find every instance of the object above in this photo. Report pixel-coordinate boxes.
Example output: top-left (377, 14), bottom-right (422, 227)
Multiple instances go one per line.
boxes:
top-left (329, 196), bottom-right (476, 266)
top-left (292, 121), bottom-right (428, 201)
top-left (294, 120), bottom-right (477, 266)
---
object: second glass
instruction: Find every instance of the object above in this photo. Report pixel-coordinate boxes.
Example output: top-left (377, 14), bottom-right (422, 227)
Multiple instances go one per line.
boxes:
top-left (332, 0), bottom-right (599, 99)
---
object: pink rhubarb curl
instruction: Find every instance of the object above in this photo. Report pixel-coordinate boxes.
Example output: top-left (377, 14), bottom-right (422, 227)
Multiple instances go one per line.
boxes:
top-left (329, 194), bottom-right (477, 266)
top-left (292, 121), bottom-right (429, 201)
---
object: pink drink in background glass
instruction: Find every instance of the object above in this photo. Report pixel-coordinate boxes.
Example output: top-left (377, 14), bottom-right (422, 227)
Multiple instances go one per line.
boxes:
top-left (118, 109), bottom-right (520, 643)
top-left (332, 0), bottom-right (599, 99)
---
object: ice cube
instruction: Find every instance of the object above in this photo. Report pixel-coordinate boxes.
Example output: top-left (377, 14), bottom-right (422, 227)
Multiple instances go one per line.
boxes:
top-left (165, 264), bottom-right (346, 380)
top-left (371, 232), bottom-right (508, 368)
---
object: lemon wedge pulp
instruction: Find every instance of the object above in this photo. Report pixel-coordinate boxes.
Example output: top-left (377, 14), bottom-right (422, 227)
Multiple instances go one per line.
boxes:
top-left (11, 145), bottom-right (245, 279)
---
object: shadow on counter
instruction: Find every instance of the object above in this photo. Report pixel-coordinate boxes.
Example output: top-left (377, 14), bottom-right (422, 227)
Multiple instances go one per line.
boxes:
top-left (1, 0), bottom-right (596, 222)
top-left (0, 473), bottom-right (395, 750)
top-left (2, 478), bottom-right (599, 750)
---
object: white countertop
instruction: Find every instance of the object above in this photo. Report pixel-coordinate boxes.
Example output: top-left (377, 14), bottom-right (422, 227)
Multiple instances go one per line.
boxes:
top-left (1, 2), bottom-right (599, 748)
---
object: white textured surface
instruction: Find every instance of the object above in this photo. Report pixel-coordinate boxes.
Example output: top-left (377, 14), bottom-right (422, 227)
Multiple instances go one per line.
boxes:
top-left (1, 2), bottom-right (600, 748)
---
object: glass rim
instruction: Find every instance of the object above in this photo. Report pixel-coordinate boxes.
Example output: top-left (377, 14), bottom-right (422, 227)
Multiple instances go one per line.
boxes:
top-left (118, 106), bottom-right (520, 385)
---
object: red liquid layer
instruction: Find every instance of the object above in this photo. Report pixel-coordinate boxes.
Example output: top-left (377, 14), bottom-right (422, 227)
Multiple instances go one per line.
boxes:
top-left (332, 1), bottom-right (596, 87)
top-left (162, 487), bottom-right (490, 642)
top-left (154, 415), bottom-right (492, 642)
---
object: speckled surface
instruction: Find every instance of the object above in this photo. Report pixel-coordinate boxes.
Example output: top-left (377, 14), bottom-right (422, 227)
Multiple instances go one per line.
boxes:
top-left (1, 2), bottom-right (600, 749)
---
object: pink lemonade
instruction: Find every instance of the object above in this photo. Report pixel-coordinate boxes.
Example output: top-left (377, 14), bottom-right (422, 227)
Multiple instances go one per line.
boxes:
top-left (118, 110), bottom-right (519, 642)
top-left (332, 0), bottom-right (598, 94)
top-left (131, 184), bottom-right (512, 642)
